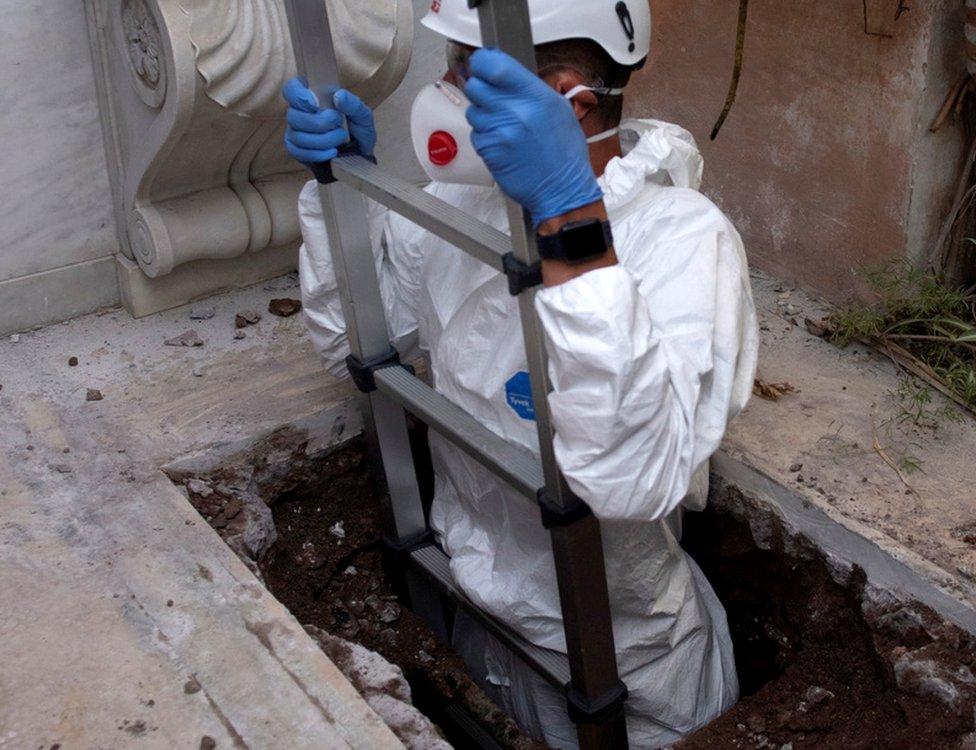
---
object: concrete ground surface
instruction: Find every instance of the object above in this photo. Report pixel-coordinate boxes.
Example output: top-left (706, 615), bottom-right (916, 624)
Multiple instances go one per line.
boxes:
top-left (1, 269), bottom-right (975, 748)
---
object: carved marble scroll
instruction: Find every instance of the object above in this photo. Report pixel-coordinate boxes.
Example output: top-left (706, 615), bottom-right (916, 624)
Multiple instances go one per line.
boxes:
top-left (86, 0), bottom-right (412, 282)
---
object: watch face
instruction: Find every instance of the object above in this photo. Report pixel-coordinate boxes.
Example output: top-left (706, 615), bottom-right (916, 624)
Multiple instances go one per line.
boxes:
top-left (538, 218), bottom-right (613, 263)
top-left (564, 219), bottom-right (609, 262)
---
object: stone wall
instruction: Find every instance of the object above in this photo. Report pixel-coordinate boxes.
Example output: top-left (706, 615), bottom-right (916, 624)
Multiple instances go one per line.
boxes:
top-left (627, 0), bottom-right (967, 303)
top-left (0, 0), bottom-right (120, 335)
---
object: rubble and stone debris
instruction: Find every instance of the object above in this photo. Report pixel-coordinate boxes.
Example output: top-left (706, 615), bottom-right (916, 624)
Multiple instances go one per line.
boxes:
top-left (235, 310), bottom-right (262, 328)
top-left (305, 626), bottom-right (452, 750)
top-left (164, 330), bottom-right (204, 347)
top-left (189, 305), bottom-right (216, 321)
top-left (268, 298), bottom-right (303, 318)
top-left (86, 388), bottom-right (103, 402)
top-left (68, 356), bottom-right (78, 367)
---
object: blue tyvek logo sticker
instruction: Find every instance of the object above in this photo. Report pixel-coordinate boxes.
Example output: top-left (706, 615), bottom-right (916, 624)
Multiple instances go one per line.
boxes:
top-left (505, 371), bottom-right (536, 421)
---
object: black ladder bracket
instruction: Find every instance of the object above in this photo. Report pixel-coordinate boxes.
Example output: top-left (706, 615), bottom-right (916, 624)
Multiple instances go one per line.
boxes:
top-left (503, 252), bottom-right (543, 296)
top-left (345, 346), bottom-right (414, 393)
top-left (565, 680), bottom-right (629, 726)
top-left (382, 528), bottom-right (436, 558)
top-left (311, 149), bottom-right (377, 185)
top-left (537, 488), bottom-right (593, 529)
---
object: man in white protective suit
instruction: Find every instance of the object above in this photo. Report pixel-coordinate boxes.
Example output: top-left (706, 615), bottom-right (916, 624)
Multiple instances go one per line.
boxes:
top-left (281, 1), bottom-right (759, 747)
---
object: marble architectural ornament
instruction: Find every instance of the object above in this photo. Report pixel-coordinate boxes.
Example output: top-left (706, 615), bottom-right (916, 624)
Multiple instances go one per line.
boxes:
top-left (184, 0), bottom-right (412, 118)
top-left (86, 0), bottom-right (412, 301)
top-left (121, 0), bottom-right (166, 107)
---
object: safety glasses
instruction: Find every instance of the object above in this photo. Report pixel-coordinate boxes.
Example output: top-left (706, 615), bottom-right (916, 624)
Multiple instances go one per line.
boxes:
top-left (446, 41), bottom-right (475, 87)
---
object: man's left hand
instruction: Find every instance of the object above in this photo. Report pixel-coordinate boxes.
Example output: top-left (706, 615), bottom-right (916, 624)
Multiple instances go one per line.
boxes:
top-left (464, 49), bottom-right (604, 228)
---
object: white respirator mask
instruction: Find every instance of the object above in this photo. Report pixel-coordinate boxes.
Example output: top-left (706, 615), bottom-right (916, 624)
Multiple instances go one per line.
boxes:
top-left (410, 80), bottom-right (623, 187)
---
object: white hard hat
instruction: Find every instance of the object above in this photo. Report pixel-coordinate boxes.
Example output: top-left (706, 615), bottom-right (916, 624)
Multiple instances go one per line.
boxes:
top-left (422, 0), bottom-right (651, 70)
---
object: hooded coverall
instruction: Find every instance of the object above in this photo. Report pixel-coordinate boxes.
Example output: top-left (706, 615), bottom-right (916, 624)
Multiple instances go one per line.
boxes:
top-left (298, 118), bottom-right (759, 748)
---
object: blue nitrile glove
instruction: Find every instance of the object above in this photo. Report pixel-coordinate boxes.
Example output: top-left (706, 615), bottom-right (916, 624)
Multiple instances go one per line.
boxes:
top-left (464, 49), bottom-right (603, 227)
top-left (282, 78), bottom-right (377, 165)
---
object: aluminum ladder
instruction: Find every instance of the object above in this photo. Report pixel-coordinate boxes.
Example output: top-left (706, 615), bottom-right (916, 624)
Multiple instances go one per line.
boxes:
top-left (282, 1), bottom-right (629, 747)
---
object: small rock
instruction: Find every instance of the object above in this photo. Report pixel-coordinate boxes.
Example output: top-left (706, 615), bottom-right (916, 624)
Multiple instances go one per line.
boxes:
top-left (803, 685), bottom-right (834, 709)
top-left (68, 356), bottom-right (79, 367)
top-left (186, 479), bottom-right (213, 498)
top-left (366, 594), bottom-right (401, 624)
top-left (804, 318), bottom-right (829, 338)
top-left (379, 628), bottom-right (397, 646)
top-left (746, 713), bottom-right (766, 734)
top-left (348, 599), bottom-right (366, 617)
top-left (192, 367), bottom-right (204, 378)
top-left (51, 463), bottom-right (73, 474)
top-left (200, 736), bottom-right (216, 750)
top-left (10, 334), bottom-right (19, 343)
top-left (789, 463), bottom-right (803, 473)
top-left (343, 566), bottom-right (358, 576)
top-left (233, 330), bottom-right (246, 340)
top-left (268, 298), bottom-right (302, 318)
top-left (164, 330), bottom-right (204, 347)
top-left (780, 744), bottom-right (793, 750)
top-left (417, 649), bottom-right (434, 664)
top-left (785, 303), bottom-right (801, 315)
top-left (86, 389), bottom-right (104, 402)
top-left (235, 310), bottom-right (262, 328)
top-left (329, 521), bottom-right (346, 539)
top-left (189, 305), bottom-right (216, 321)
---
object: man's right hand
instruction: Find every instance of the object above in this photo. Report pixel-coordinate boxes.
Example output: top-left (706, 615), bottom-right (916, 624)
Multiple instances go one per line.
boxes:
top-left (282, 78), bottom-right (377, 165)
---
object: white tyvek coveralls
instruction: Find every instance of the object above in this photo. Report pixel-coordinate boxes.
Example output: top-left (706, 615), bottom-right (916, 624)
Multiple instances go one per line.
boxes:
top-left (298, 118), bottom-right (759, 748)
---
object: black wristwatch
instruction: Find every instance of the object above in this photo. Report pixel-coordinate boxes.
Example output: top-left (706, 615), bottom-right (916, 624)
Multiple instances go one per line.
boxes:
top-left (535, 217), bottom-right (614, 264)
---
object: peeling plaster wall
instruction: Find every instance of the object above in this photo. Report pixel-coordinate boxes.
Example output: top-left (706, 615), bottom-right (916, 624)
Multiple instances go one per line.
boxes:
top-left (627, 0), bottom-right (966, 303)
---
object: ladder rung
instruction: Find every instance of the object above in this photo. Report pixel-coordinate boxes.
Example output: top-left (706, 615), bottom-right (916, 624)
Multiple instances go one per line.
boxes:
top-left (331, 155), bottom-right (512, 272)
top-left (373, 367), bottom-right (543, 502)
top-left (411, 545), bottom-right (571, 689)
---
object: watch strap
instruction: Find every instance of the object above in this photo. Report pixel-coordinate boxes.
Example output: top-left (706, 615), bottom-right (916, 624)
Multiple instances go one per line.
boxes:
top-left (536, 218), bottom-right (614, 263)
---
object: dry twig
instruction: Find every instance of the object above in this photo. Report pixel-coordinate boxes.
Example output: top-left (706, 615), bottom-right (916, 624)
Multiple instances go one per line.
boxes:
top-left (870, 415), bottom-right (918, 496)
top-left (711, 0), bottom-right (750, 140)
top-left (931, 72), bottom-right (971, 133)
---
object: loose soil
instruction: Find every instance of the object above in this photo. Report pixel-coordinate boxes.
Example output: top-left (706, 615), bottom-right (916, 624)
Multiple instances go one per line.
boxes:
top-left (678, 499), bottom-right (974, 750)
top-left (188, 436), bottom-right (976, 749)
top-left (256, 439), bottom-right (543, 750)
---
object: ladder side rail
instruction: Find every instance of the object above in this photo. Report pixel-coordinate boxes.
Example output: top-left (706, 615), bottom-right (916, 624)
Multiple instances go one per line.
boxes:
top-left (282, 0), bottom-right (444, 639)
top-left (473, 2), bottom-right (629, 747)
top-left (331, 155), bottom-right (510, 271)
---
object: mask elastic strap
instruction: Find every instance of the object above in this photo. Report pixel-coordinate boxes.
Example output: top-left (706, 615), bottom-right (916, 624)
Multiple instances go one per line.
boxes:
top-left (563, 84), bottom-right (625, 100)
top-left (586, 127), bottom-right (620, 145)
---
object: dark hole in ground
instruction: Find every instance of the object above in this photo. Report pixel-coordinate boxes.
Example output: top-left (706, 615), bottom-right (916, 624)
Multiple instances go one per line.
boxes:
top-left (679, 499), bottom-right (973, 750)
top-left (257, 436), bottom-right (543, 750)
top-left (185, 434), bottom-right (975, 750)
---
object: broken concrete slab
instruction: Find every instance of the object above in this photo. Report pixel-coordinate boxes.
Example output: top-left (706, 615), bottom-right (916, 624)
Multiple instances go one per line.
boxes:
top-left (0, 283), bottom-right (396, 749)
